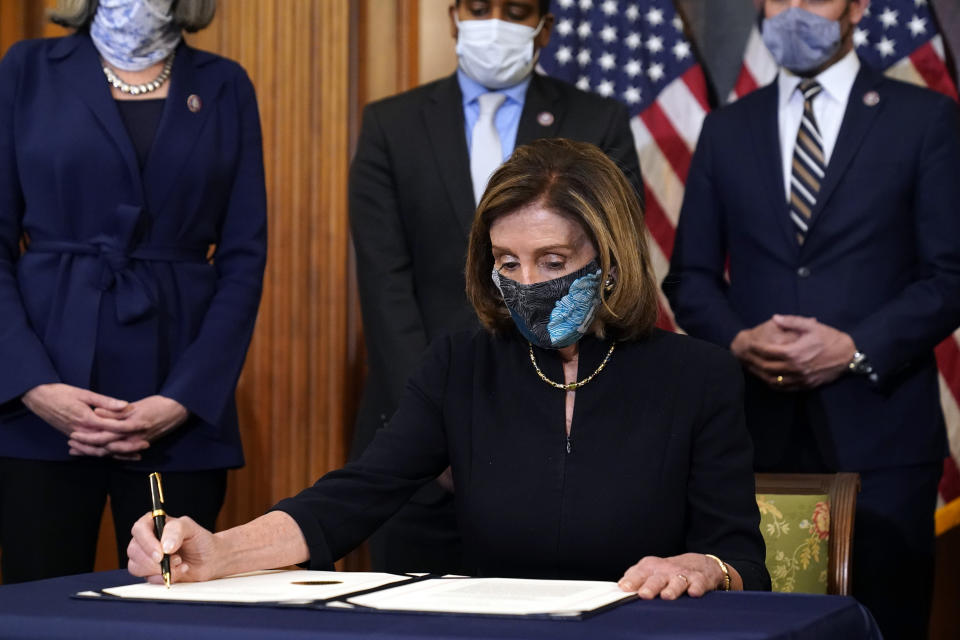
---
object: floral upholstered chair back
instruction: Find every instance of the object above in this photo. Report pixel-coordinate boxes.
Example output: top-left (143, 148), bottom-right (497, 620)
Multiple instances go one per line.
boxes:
top-left (754, 473), bottom-right (860, 596)
top-left (756, 493), bottom-right (831, 593)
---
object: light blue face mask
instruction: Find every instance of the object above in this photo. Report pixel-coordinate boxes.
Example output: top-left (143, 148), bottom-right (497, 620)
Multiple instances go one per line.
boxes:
top-left (91, 0), bottom-right (181, 71)
top-left (761, 7), bottom-right (843, 74)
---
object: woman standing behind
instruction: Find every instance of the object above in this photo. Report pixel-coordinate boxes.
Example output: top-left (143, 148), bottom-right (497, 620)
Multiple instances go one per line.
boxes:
top-left (0, 0), bottom-right (266, 582)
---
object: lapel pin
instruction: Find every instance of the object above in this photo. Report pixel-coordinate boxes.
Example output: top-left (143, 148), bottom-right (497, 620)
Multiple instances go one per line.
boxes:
top-left (187, 94), bottom-right (202, 113)
top-left (862, 91), bottom-right (880, 107)
top-left (537, 111), bottom-right (555, 127)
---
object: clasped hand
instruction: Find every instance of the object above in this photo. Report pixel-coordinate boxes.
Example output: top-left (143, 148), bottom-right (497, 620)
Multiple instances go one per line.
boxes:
top-left (730, 315), bottom-right (856, 390)
top-left (22, 383), bottom-right (188, 460)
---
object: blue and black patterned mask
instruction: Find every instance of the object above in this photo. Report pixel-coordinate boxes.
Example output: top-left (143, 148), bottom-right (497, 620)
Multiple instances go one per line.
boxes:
top-left (492, 260), bottom-right (602, 349)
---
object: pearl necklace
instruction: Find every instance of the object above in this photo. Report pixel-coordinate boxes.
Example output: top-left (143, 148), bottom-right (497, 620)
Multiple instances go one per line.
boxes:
top-left (528, 342), bottom-right (616, 391)
top-left (102, 56), bottom-right (174, 96)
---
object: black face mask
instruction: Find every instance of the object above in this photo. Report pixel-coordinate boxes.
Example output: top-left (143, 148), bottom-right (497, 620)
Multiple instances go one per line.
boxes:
top-left (492, 260), bottom-right (602, 349)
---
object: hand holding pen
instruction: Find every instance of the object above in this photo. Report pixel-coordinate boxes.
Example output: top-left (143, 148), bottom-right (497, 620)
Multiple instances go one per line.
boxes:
top-left (128, 496), bottom-right (226, 584)
top-left (148, 472), bottom-right (172, 588)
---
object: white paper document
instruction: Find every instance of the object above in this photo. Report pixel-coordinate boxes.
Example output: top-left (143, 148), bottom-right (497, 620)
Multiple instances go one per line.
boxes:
top-left (96, 571), bottom-right (635, 617)
top-left (348, 576), bottom-right (634, 616)
top-left (102, 570), bottom-right (408, 604)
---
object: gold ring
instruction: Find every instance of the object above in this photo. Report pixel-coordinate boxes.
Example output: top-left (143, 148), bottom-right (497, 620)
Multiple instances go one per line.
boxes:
top-left (676, 573), bottom-right (688, 584)
top-left (776, 375), bottom-right (784, 385)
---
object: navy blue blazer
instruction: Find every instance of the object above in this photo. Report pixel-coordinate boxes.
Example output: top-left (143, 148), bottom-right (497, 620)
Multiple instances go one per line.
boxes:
top-left (665, 67), bottom-right (960, 471)
top-left (0, 33), bottom-right (266, 470)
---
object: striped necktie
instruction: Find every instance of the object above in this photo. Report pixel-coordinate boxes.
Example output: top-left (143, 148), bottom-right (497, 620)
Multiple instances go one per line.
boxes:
top-left (790, 79), bottom-right (825, 245)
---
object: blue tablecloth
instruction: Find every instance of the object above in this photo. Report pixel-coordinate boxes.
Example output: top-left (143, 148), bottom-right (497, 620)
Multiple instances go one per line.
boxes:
top-left (0, 570), bottom-right (881, 640)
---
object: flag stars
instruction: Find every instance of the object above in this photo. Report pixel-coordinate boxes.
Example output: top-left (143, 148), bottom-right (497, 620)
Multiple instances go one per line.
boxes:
top-left (577, 48), bottom-right (592, 66)
top-left (853, 27), bottom-right (869, 48)
top-left (556, 19), bottom-right (573, 37)
top-left (597, 79), bottom-right (615, 97)
top-left (623, 86), bottom-right (642, 104)
top-left (645, 7), bottom-right (664, 26)
top-left (906, 15), bottom-right (927, 37)
top-left (600, 24), bottom-right (617, 43)
top-left (672, 40), bottom-right (691, 61)
top-left (875, 36), bottom-right (896, 58)
top-left (672, 16), bottom-right (684, 31)
top-left (578, 21), bottom-right (593, 38)
top-left (625, 59), bottom-right (643, 77)
top-left (878, 8), bottom-right (899, 29)
top-left (599, 52), bottom-right (617, 71)
top-left (557, 0), bottom-right (574, 7)
top-left (626, 32), bottom-right (642, 49)
top-left (576, 76), bottom-right (590, 91)
top-left (555, 46), bottom-right (573, 64)
top-left (648, 62), bottom-right (665, 82)
top-left (578, 0), bottom-right (593, 10)
top-left (646, 35), bottom-right (664, 54)
top-left (601, 0), bottom-right (618, 16)
top-left (625, 4), bottom-right (640, 21)
top-left (914, 0), bottom-right (927, 6)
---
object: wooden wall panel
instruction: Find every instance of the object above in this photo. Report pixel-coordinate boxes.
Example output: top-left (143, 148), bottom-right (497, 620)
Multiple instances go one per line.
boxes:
top-left (0, 0), bottom-right (65, 53)
top-left (418, 0), bottom-right (457, 85)
top-left (187, 0), bottom-right (358, 537)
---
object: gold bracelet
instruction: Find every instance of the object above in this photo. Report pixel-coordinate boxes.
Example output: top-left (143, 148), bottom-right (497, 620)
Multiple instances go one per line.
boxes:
top-left (705, 554), bottom-right (731, 591)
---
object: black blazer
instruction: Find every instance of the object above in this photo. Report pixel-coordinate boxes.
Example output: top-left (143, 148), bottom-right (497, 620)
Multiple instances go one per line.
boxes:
top-left (665, 67), bottom-right (960, 470)
top-left (348, 73), bottom-right (644, 463)
top-left (277, 329), bottom-right (769, 588)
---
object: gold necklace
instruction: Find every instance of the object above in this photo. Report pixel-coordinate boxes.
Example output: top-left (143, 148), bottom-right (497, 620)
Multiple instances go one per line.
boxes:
top-left (528, 342), bottom-right (616, 391)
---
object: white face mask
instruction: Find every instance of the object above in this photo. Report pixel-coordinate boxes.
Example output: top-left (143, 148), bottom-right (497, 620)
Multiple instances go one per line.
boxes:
top-left (455, 17), bottom-right (545, 90)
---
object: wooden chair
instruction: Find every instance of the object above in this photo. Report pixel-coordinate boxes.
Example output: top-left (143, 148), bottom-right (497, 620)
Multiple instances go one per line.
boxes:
top-left (755, 473), bottom-right (860, 595)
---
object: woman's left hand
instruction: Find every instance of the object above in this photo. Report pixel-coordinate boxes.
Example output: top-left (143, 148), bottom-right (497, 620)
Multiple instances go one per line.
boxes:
top-left (68, 395), bottom-right (189, 459)
top-left (618, 553), bottom-right (726, 600)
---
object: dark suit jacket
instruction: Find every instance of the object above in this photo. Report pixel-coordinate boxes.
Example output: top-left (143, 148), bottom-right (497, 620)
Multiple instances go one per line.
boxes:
top-left (665, 66), bottom-right (960, 471)
top-left (0, 33), bottom-right (267, 470)
top-left (349, 72), bottom-right (644, 465)
top-left (276, 329), bottom-right (769, 589)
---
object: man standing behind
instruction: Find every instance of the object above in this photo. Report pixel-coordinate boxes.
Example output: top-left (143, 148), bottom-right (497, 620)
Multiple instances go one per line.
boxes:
top-left (665, 0), bottom-right (960, 637)
top-left (349, 0), bottom-right (643, 575)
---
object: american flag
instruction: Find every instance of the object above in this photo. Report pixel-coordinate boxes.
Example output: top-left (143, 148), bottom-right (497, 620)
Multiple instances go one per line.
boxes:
top-left (539, 0), bottom-right (708, 332)
top-left (730, 1), bottom-right (960, 515)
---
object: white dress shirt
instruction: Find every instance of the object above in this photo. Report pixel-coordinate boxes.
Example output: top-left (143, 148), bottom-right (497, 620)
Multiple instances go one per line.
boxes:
top-left (777, 49), bottom-right (861, 201)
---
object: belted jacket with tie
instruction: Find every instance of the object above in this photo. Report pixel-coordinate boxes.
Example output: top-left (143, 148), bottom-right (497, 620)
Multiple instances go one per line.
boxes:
top-left (0, 33), bottom-right (267, 471)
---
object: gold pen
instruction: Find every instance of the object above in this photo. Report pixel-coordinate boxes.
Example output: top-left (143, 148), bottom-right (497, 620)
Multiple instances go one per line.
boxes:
top-left (148, 472), bottom-right (172, 588)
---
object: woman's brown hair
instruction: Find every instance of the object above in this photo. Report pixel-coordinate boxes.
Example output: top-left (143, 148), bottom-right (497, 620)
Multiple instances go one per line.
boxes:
top-left (50, 0), bottom-right (216, 33)
top-left (465, 138), bottom-right (659, 341)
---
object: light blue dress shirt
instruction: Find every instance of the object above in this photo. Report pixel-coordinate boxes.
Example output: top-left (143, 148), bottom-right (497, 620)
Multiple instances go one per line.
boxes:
top-left (458, 69), bottom-right (531, 162)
